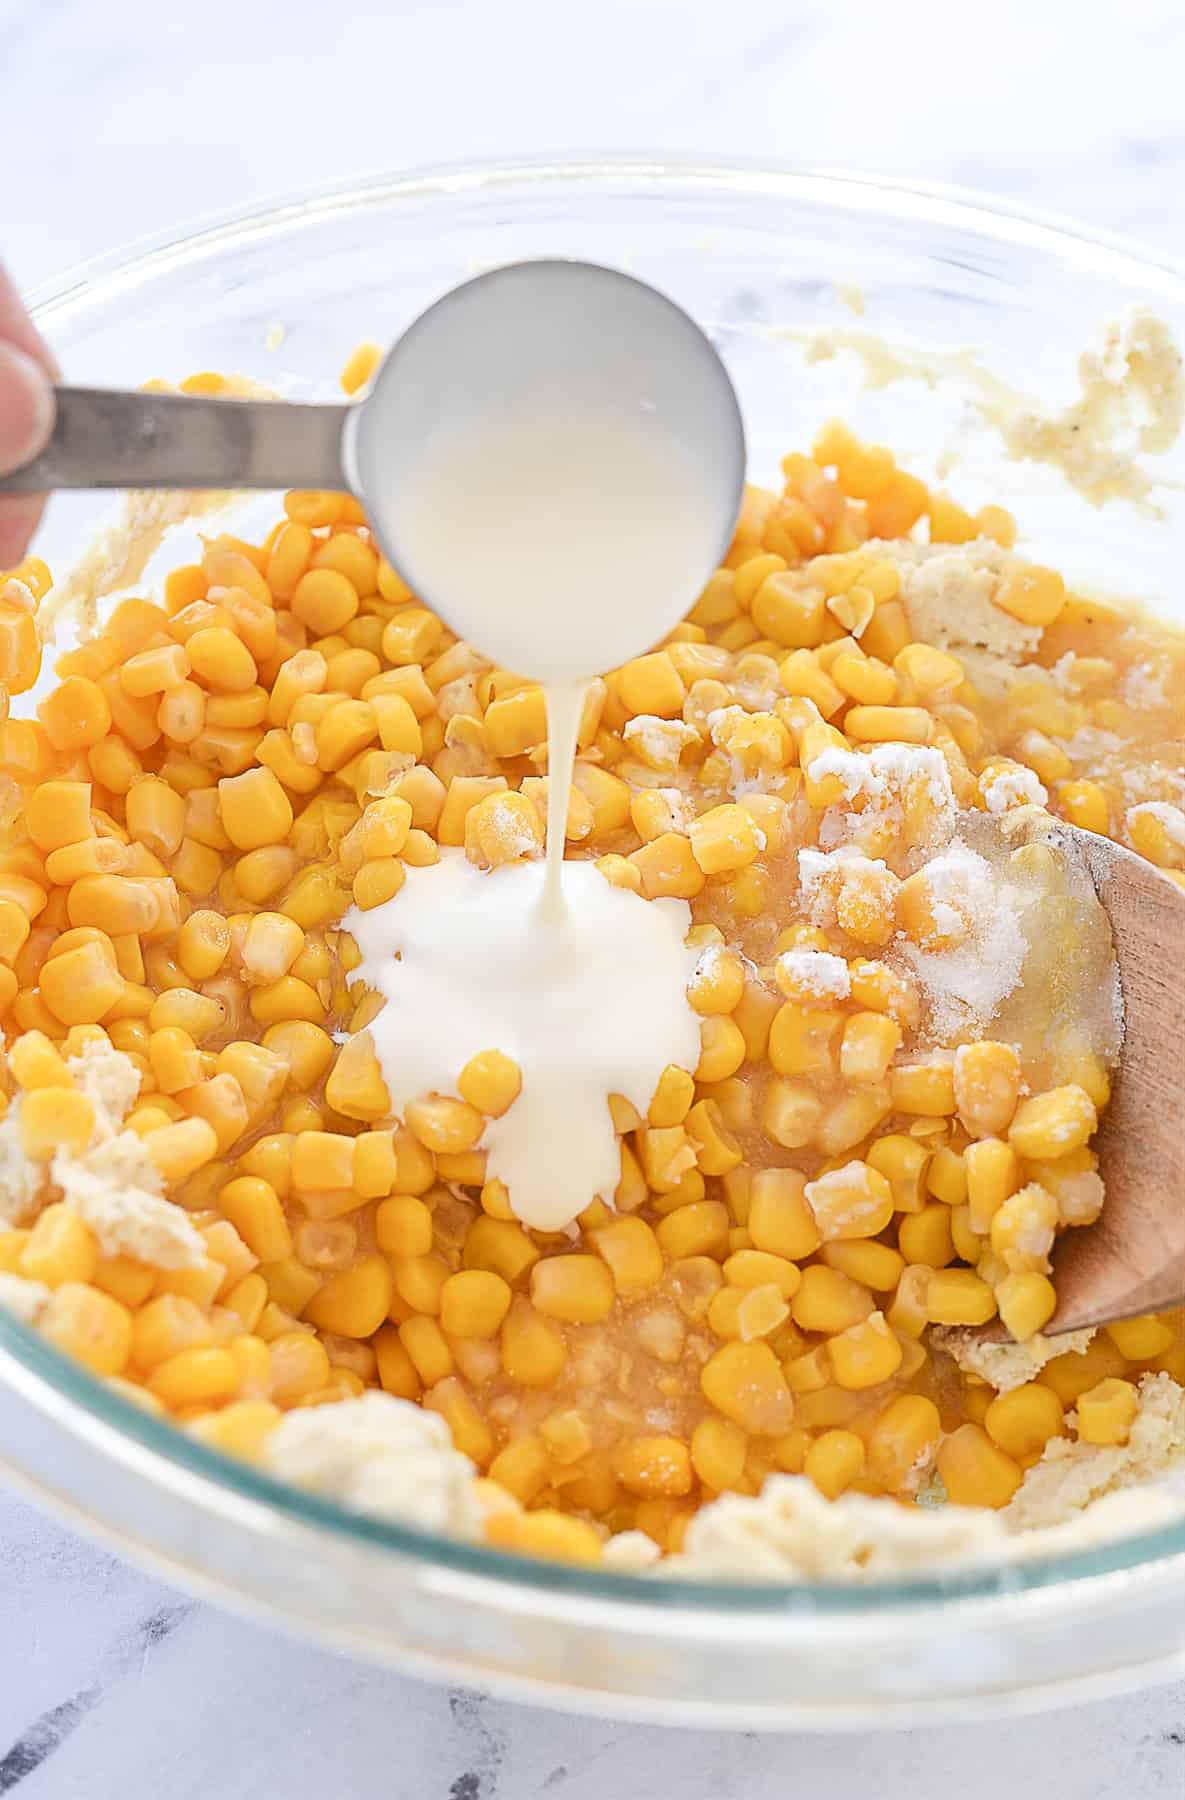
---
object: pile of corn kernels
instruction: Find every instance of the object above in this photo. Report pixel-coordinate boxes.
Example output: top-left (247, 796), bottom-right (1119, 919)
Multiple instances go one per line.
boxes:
top-left (0, 359), bottom-right (1183, 1566)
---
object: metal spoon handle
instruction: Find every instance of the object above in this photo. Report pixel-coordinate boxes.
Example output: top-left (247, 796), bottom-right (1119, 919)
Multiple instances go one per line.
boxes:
top-left (0, 386), bottom-right (353, 494)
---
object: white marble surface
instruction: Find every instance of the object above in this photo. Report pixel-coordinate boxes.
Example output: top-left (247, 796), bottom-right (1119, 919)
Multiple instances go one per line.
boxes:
top-left (4, 0), bottom-right (1185, 1791)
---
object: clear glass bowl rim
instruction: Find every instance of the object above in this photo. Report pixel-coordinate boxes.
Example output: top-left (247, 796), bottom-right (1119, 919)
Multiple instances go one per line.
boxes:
top-left (6, 153), bottom-right (1185, 1617)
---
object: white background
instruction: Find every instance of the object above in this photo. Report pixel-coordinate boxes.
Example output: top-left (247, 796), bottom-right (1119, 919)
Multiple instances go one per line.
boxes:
top-left (3, 0), bottom-right (1185, 1792)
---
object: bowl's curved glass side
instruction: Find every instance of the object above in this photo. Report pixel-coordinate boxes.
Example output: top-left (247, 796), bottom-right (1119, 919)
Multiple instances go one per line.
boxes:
top-left (3, 162), bottom-right (1183, 1710)
top-left (4, 1312), bottom-right (1185, 1725)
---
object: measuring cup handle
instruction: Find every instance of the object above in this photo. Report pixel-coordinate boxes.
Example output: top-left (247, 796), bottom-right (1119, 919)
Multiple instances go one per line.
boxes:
top-left (0, 386), bottom-right (353, 495)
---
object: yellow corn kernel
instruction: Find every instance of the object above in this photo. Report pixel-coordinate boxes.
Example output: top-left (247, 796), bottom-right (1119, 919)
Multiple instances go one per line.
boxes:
top-left (926, 1267), bottom-right (998, 1327)
top-left (217, 1177), bottom-right (292, 1263)
top-left (804, 1429), bottom-right (865, 1499)
top-left (744, 1168), bottom-right (817, 1261)
top-left (686, 803), bottom-right (764, 876)
top-left (892, 642), bottom-right (962, 695)
top-left (892, 1196), bottom-right (954, 1266)
top-left (746, 569), bottom-right (824, 649)
top-left (828, 1311), bottom-right (903, 1389)
top-left (926, 1146), bottom-right (967, 1207)
top-left (439, 1269), bottom-right (513, 1338)
top-left (791, 1264), bottom-right (875, 1334)
top-left (752, 1080), bottom-right (817, 1152)
top-left (39, 676), bottom-right (112, 751)
top-left (421, 1376), bottom-right (493, 1468)
top-left (217, 768), bottom-right (294, 851)
top-left (39, 1281), bottom-right (133, 1377)
top-left (686, 944), bottom-right (746, 1018)
top-left (1076, 1377), bottom-right (1140, 1447)
top-left (222, 1272), bottom-right (269, 1333)
top-left (1009, 1084), bottom-right (1098, 1161)
top-left (629, 832), bottom-right (706, 900)
top-left (689, 1416), bottom-right (747, 1493)
top-left (617, 650), bottom-right (685, 719)
top-left (805, 1161), bottom-right (893, 1242)
top-left (964, 1138), bottom-right (1021, 1234)
top-left (87, 1252), bottom-right (154, 1310)
top-left (989, 1181), bottom-right (1059, 1276)
top-left (400, 1094), bottom-right (481, 1157)
top-left (613, 1435), bottom-right (693, 1499)
top-left (954, 1041), bottom-right (1022, 1139)
top-left (268, 1331), bottom-right (332, 1403)
top-left (993, 1271), bottom-right (1060, 1346)
top-left (845, 964), bottom-right (915, 1035)
top-left (39, 940), bottom-right (126, 1027)
top-left (20, 1204), bottom-right (98, 1289)
top-left (693, 1015), bottom-right (746, 1085)
top-left (701, 1339), bottom-right (795, 1435)
top-left (590, 1216), bottom-right (664, 1293)
top-left (169, 914), bottom-right (226, 986)
top-left (189, 1399), bottom-right (281, 1458)
top-left (937, 1424), bottom-right (1023, 1508)
top-left (682, 1100), bottom-right (740, 1178)
top-left (654, 1198), bottom-right (730, 1261)
top-left (370, 1324), bottom-right (421, 1400)
top-left (145, 1117), bottom-right (220, 1182)
top-left (463, 1216), bottom-right (540, 1285)
top-left (866, 1394), bottom-right (942, 1494)
top-left (499, 1299), bottom-right (566, 1386)
top-left (130, 1294), bottom-right (213, 1369)
top-left (24, 779), bottom-right (94, 854)
top-left (148, 1027), bottom-right (203, 1095)
top-left (291, 568), bottom-right (359, 636)
top-left (1105, 1315), bottom-right (1177, 1361)
top-left (995, 564), bottom-right (1066, 628)
top-left (304, 1254), bottom-right (394, 1338)
top-left (984, 1383), bottom-right (1065, 1462)
top-left (767, 1003), bottom-right (844, 1079)
top-left (484, 1436), bottom-right (548, 1507)
top-left (337, 340), bottom-right (383, 396)
top-left (9, 1030), bottom-right (73, 1090)
top-left (485, 1509), bottom-right (602, 1566)
top-left (530, 1254), bottom-right (616, 1324)
top-left (890, 1059), bottom-right (957, 1117)
top-left (373, 1195), bottom-right (432, 1260)
top-left (817, 1231), bottom-right (901, 1291)
top-left (149, 1345), bottom-right (240, 1410)
top-left (836, 1011), bottom-right (900, 1085)
top-left (380, 607), bottom-right (441, 668)
top-left (444, 1049), bottom-right (523, 1126)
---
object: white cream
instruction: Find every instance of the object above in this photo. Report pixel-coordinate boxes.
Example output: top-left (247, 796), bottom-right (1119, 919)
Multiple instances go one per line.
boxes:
top-left (341, 276), bottom-right (741, 1231)
top-left (347, 854), bottom-right (702, 1233)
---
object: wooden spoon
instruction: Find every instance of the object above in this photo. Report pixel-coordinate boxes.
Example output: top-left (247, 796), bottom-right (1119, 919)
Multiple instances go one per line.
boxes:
top-left (1001, 822), bottom-right (1185, 1334)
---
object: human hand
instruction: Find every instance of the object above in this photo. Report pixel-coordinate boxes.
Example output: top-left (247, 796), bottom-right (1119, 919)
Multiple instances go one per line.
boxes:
top-left (0, 264), bottom-right (57, 568)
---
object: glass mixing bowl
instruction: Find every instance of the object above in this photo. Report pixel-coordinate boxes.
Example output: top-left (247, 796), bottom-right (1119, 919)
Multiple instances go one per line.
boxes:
top-left (2, 160), bottom-right (1184, 1727)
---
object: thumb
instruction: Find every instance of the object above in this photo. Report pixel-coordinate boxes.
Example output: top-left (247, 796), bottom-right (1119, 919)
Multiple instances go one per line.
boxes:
top-left (0, 341), bottom-right (56, 475)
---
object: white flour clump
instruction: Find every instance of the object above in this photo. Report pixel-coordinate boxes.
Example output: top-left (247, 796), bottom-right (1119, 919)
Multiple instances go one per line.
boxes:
top-left (669, 1476), bottom-right (1003, 1579)
top-left (933, 1325), bottom-right (1096, 1392)
top-left (0, 1272), bottom-right (51, 1326)
top-left (776, 948), bottom-right (851, 1001)
top-left (895, 841), bottom-right (1027, 1041)
top-left (0, 1110), bottom-right (44, 1227)
top-left (1005, 1374), bottom-right (1185, 1530)
top-left (980, 764), bottom-right (1048, 815)
top-left (261, 1391), bottom-right (482, 1536)
top-left (878, 540), bottom-right (1042, 662)
top-left (808, 741), bottom-right (956, 860)
top-left (0, 1036), bottom-right (205, 1271)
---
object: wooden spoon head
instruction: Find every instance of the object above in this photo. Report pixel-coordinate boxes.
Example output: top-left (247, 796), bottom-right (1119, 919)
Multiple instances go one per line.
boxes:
top-left (1043, 826), bottom-right (1185, 1332)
